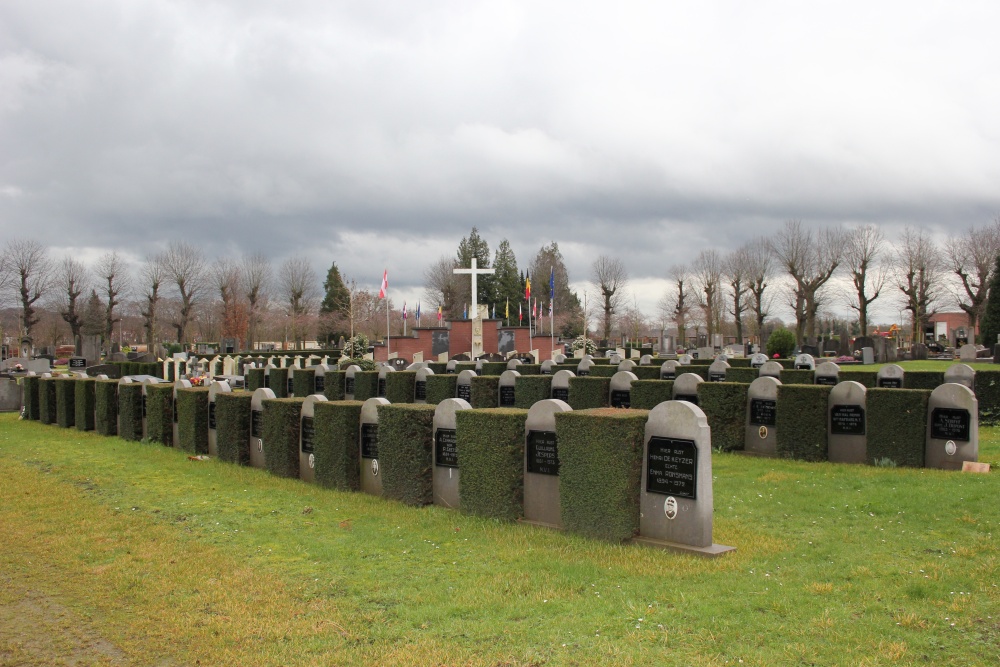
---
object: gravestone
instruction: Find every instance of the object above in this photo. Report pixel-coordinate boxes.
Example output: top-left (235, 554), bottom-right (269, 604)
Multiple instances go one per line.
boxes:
top-left (432, 398), bottom-right (471, 509)
top-left (172, 379), bottom-right (192, 447)
top-left (708, 359), bottom-right (729, 382)
top-left (617, 359), bottom-right (637, 372)
top-left (678, 354), bottom-right (693, 366)
top-left (360, 397), bottom-right (391, 496)
top-left (286, 367), bottom-right (296, 397)
top-left (608, 354), bottom-right (623, 365)
top-left (861, 347), bottom-right (874, 365)
top-left (414, 367), bottom-right (435, 404)
top-left (876, 364), bottom-right (904, 388)
top-left (455, 369), bottom-right (476, 401)
top-left (550, 369), bottom-right (575, 402)
top-left (386, 358), bottom-right (409, 371)
top-left (672, 373), bottom-right (703, 405)
top-left (634, 401), bottom-right (734, 556)
top-left (828, 381), bottom-right (867, 464)
top-left (248, 388), bottom-right (276, 469)
top-left (609, 371), bottom-right (638, 408)
top-left (87, 364), bottom-right (121, 379)
top-left (552, 353), bottom-right (566, 364)
top-left (749, 353), bottom-right (768, 369)
top-left (958, 344), bottom-right (977, 362)
top-left (794, 353), bottom-right (816, 371)
top-left (759, 360), bottom-right (783, 379)
top-left (299, 394), bottom-right (328, 483)
top-left (911, 343), bottom-right (928, 360)
top-left (474, 358), bottom-right (484, 372)
top-left (522, 399), bottom-right (572, 528)
top-left (926, 384), bottom-right (978, 470)
top-left (407, 361), bottom-right (429, 371)
top-left (576, 358), bottom-right (594, 377)
top-left (344, 365), bottom-right (362, 400)
top-left (540, 360), bottom-right (556, 375)
top-left (223, 356), bottom-right (237, 376)
top-left (446, 360), bottom-right (459, 374)
top-left (744, 376), bottom-right (780, 456)
top-left (207, 381), bottom-right (232, 457)
top-left (68, 357), bottom-right (87, 371)
top-left (0, 379), bottom-right (21, 412)
top-left (639, 355), bottom-right (653, 366)
top-left (377, 365), bottom-right (395, 397)
top-left (506, 358), bottom-right (523, 371)
top-left (81, 335), bottom-right (101, 367)
top-left (498, 370), bottom-right (520, 407)
top-left (715, 353), bottom-right (729, 363)
top-left (814, 361), bottom-right (840, 386)
top-left (943, 363), bottom-right (975, 389)
top-left (314, 364), bottom-right (329, 394)
top-left (853, 336), bottom-right (874, 354)
top-left (263, 363), bottom-right (277, 389)
top-left (660, 360), bottom-right (680, 380)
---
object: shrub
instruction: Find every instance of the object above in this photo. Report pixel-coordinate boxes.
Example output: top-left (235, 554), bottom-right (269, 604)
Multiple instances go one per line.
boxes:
top-left (424, 375), bottom-right (457, 406)
top-left (351, 371), bottom-right (378, 401)
top-left (976, 369), bottom-right (1000, 424)
top-left (904, 371), bottom-right (944, 391)
top-left (74, 379), bottom-right (96, 432)
top-left (779, 369), bottom-right (815, 385)
top-left (322, 370), bottom-right (346, 401)
top-left (38, 378), bottom-right (57, 425)
top-left (313, 401), bottom-right (364, 491)
top-left (377, 404), bottom-right (436, 506)
top-left (54, 378), bottom-right (76, 428)
top-left (480, 362), bottom-right (507, 376)
top-left (293, 368), bottom-right (316, 397)
top-left (246, 368), bottom-right (265, 392)
top-left (767, 328), bottom-right (796, 358)
top-left (145, 384), bottom-right (174, 446)
top-left (261, 398), bottom-right (304, 478)
top-left (571, 336), bottom-right (597, 355)
top-left (216, 392), bottom-right (252, 464)
top-left (269, 368), bottom-right (289, 399)
top-left (385, 371), bottom-right (416, 404)
top-left (342, 334), bottom-right (370, 359)
top-left (866, 388), bottom-right (928, 467)
top-left (117, 383), bottom-right (144, 441)
top-left (95, 380), bottom-right (118, 436)
top-left (724, 367), bottom-right (758, 385)
top-left (568, 377), bottom-right (610, 410)
top-left (629, 380), bottom-right (673, 410)
top-left (22, 375), bottom-right (40, 421)
top-left (176, 387), bottom-right (209, 454)
top-left (513, 375), bottom-right (553, 409)
top-left (455, 408), bottom-right (527, 521)
top-left (470, 375), bottom-right (500, 409)
top-left (339, 357), bottom-right (377, 372)
top-left (697, 381), bottom-right (749, 452)
top-left (775, 385), bottom-right (832, 461)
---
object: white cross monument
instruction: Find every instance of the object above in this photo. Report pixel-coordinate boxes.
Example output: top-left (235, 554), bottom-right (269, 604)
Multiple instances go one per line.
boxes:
top-left (454, 257), bottom-right (495, 358)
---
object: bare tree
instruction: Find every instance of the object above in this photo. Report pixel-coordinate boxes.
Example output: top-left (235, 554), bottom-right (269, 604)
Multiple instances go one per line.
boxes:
top-left (668, 265), bottom-right (692, 347)
top-left (164, 242), bottom-right (207, 345)
top-left (139, 254), bottom-right (166, 349)
top-left (945, 218), bottom-right (1000, 339)
top-left (724, 247), bottom-right (751, 347)
top-left (896, 227), bottom-right (942, 344)
top-left (769, 221), bottom-right (844, 346)
top-left (211, 257), bottom-right (244, 348)
top-left (4, 238), bottom-right (54, 348)
top-left (94, 251), bottom-right (131, 351)
top-left (592, 255), bottom-right (628, 340)
top-left (240, 252), bottom-right (272, 351)
top-left (423, 255), bottom-right (461, 319)
top-left (692, 250), bottom-right (724, 346)
top-left (278, 256), bottom-right (319, 347)
top-left (58, 257), bottom-right (89, 352)
top-left (744, 238), bottom-right (775, 348)
top-left (843, 225), bottom-right (889, 337)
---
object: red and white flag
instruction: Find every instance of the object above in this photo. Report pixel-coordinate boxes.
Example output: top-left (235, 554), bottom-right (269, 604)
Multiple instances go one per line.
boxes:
top-left (378, 270), bottom-right (388, 299)
top-left (402, 302), bottom-right (407, 319)
top-left (519, 303), bottom-right (523, 322)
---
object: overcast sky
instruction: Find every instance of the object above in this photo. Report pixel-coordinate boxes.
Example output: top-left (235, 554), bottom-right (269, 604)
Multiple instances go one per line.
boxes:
top-left (2, 1), bottom-right (999, 325)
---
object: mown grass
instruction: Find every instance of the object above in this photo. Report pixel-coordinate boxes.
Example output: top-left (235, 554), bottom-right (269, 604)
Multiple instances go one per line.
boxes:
top-left (0, 412), bottom-right (998, 666)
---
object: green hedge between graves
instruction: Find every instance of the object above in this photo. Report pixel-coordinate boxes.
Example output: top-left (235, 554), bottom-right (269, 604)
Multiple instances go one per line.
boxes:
top-left (455, 408), bottom-right (527, 521)
top-left (517, 364), bottom-right (542, 375)
top-left (55, 378), bottom-right (76, 428)
top-left (424, 375), bottom-right (457, 406)
top-left (352, 371), bottom-right (378, 401)
top-left (118, 383), bottom-right (144, 441)
top-left (313, 401), bottom-right (363, 491)
top-left (321, 370), bottom-right (346, 401)
top-left (481, 362), bottom-right (507, 376)
top-left (377, 404), bottom-right (436, 506)
top-left (216, 392), bottom-right (252, 465)
top-left (779, 369), bottom-right (815, 385)
top-left (269, 368), bottom-right (289, 398)
top-left (470, 375), bottom-right (500, 408)
top-left (176, 388), bottom-right (209, 454)
top-left (697, 381), bottom-right (749, 452)
top-left (725, 367), bottom-right (759, 384)
top-left (246, 368), bottom-right (265, 392)
top-left (145, 384), bottom-right (174, 446)
top-left (588, 365), bottom-right (618, 378)
top-left (95, 380), bottom-right (118, 436)
top-left (556, 408), bottom-right (648, 542)
top-left (261, 398), bottom-right (303, 478)
top-left (866, 388), bottom-right (928, 467)
top-left (629, 380), bottom-right (673, 410)
top-left (903, 371), bottom-right (944, 391)
top-left (839, 370), bottom-right (878, 388)
top-left (513, 375), bottom-right (553, 409)
top-left (568, 377), bottom-right (610, 410)
top-left (975, 369), bottom-right (1000, 424)
top-left (428, 362), bottom-right (448, 375)
top-left (631, 366), bottom-right (661, 380)
top-left (293, 368), bottom-right (316, 397)
top-left (22, 376), bottom-right (40, 420)
top-left (385, 371), bottom-right (416, 404)
top-left (38, 378), bottom-right (57, 425)
top-left (775, 385), bottom-right (832, 461)
top-left (74, 379), bottom-right (96, 431)
top-left (685, 365), bottom-right (709, 380)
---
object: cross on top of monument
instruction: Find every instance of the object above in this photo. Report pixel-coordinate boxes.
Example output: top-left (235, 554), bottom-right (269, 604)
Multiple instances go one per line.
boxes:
top-left (453, 257), bottom-right (494, 321)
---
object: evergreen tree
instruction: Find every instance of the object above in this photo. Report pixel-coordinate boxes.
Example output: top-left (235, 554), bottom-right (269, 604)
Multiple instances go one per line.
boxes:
top-left (456, 227), bottom-right (493, 313)
top-left (978, 254), bottom-right (1000, 348)
top-left (319, 262), bottom-right (351, 344)
top-left (491, 239), bottom-right (520, 317)
top-left (528, 242), bottom-right (584, 337)
top-left (81, 289), bottom-right (104, 337)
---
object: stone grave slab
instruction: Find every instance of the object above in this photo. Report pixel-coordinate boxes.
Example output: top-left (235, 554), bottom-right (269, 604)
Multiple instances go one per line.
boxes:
top-left (313, 364), bottom-right (329, 394)
top-left (958, 344), bottom-right (977, 362)
top-left (877, 364), bottom-right (904, 388)
top-left (506, 358), bottom-right (523, 370)
top-left (794, 353), bottom-right (815, 371)
top-left (414, 367), bottom-right (434, 403)
top-left (498, 370), bottom-right (520, 407)
top-left (814, 361), bottom-right (840, 386)
top-left (377, 365), bottom-right (395, 397)
top-left (926, 384), bottom-right (978, 470)
top-left (677, 353), bottom-right (692, 366)
top-left (248, 388), bottom-right (276, 469)
top-left (617, 359), bottom-right (637, 372)
top-left (609, 371), bottom-right (638, 408)
top-left (576, 358), bottom-right (594, 377)
top-left (455, 369), bottom-right (476, 401)
top-left (521, 399), bottom-right (572, 528)
top-left (943, 363), bottom-right (975, 389)
top-left (540, 360), bottom-right (556, 375)
top-left (550, 369), bottom-right (574, 402)
top-left (640, 355), bottom-right (653, 366)
top-left (432, 398), bottom-right (471, 509)
top-left (660, 360), bottom-right (680, 380)
top-left (344, 364), bottom-right (362, 400)
top-left (207, 381), bottom-right (232, 457)
top-left (360, 397), bottom-right (391, 496)
top-left (759, 361), bottom-right (783, 379)
top-left (708, 359), bottom-right (729, 382)
top-left (749, 353), bottom-right (768, 369)
top-left (299, 394), bottom-right (328, 483)
top-left (672, 373), bottom-right (703, 406)
top-left (828, 381), bottom-right (867, 464)
top-left (744, 376), bottom-right (780, 456)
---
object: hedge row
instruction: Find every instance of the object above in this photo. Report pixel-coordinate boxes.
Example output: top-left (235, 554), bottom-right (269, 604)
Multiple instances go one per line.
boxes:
top-left (376, 403), bottom-right (437, 506)
top-left (118, 383), bottom-right (144, 441)
top-left (866, 388), bottom-right (928, 467)
top-left (74, 379), bottom-right (95, 431)
top-left (322, 371), bottom-right (346, 401)
top-left (424, 375), bottom-right (457, 405)
top-left (469, 375), bottom-right (500, 409)
top-left (95, 380), bottom-right (118, 435)
top-left (775, 385), bottom-right (833, 461)
top-left (513, 376), bottom-right (553, 409)
top-left (292, 368), bottom-right (316, 397)
top-left (38, 378), bottom-right (56, 425)
top-left (216, 392), bottom-right (252, 465)
top-left (313, 401), bottom-right (363, 491)
top-left (145, 384), bottom-right (174, 445)
top-left (261, 398), bottom-right (303, 478)
top-left (384, 371), bottom-right (416, 404)
top-left (110, 361), bottom-right (163, 378)
top-left (176, 388), bottom-right (208, 454)
top-left (568, 377), bottom-right (610, 410)
top-left (455, 408), bottom-right (527, 521)
top-left (54, 378), bottom-right (76, 428)
top-left (630, 380), bottom-right (673, 410)
top-left (22, 375), bottom-right (39, 420)
top-left (697, 382), bottom-right (749, 452)
top-left (246, 368), bottom-right (265, 392)
top-left (352, 371), bottom-right (378, 401)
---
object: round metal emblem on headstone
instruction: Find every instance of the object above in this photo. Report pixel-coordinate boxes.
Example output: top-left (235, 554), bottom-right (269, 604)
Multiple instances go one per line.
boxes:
top-left (308, 453), bottom-right (315, 469)
top-left (945, 440), bottom-right (957, 456)
top-left (256, 439), bottom-right (263, 452)
top-left (758, 426), bottom-right (768, 439)
top-left (664, 496), bottom-right (678, 520)
top-left (371, 459), bottom-right (379, 476)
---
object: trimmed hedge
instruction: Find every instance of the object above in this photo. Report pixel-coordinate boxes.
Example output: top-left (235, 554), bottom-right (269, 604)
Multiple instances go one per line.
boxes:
top-left (216, 392), bottom-right (252, 464)
top-left (246, 368), bottom-right (265, 392)
top-left (455, 408), bottom-right (527, 521)
top-left (322, 370), bottom-right (346, 401)
top-left (293, 368), bottom-right (316, 397)
top-left (556, 408), bottom-right (648, 542)
top-left (145, 384), bottom-right (174, 446)
top-left (513, 375), bottom-right (553, 409)
top-left (779, 369), bottom-right (815, 385)
top-left (313, 401), bottom-right (364, 491)
top-left (517, 364), bottom-right (542, 375)
top-left (698, 381), bottom-right (749, 452)
top-left (976, 369), bottom-right (1000, 424)
top-left (630, 380), bottom-right (674, 410)
top-left (377, 403), bottom-right (436, 506)
top-left (269, 368), bottom-right (289, 398)
top-left (352, 371), bottom-right (378, 402)
top-left (568, 377), bottom-right (611, 410)
top-left (775, 385), bottom-right (832, 461)
top-left (866, 388), bottom-right (928, 467)
top-left (725, 367), bottom-right (759, 384)
top-left (470, 375), bottom-right (500, 409)
top-left (38, 378), bottom-right (57, 425)
top-left (428, 362), bottom-right (448, 375)
top-left (424, 375), bottom-right (457, 406)
top-left (22, 375), bottom-right (40, 420)
top-left (176, 388), bottom-right (209, 454)
top-left (902, 370), bottom-right (944, 391)
top-left (838, 370), bottom-right (878, 388)
top-left (631, 366), bottom-right (661, 380)
top-left (385, 371), bottom-right (416, 404)
top-left (74, 379), bottom-right (96, 431)
top-left (481, 362), bottom-right (507, 376)
top-left (261, 398), bottom-right (304, 478)
top-left (55, 378), bottom-right (76, 428)
top-left (118, 383), bottom-right (144, 441)
top-left (589, 365), bottom-right (618, 378)
top-left (95, 380), bottom-right (118, 436)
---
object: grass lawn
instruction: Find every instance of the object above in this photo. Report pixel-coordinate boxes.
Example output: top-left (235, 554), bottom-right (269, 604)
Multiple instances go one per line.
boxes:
top-left (0, 411), bottom-right (997, 666)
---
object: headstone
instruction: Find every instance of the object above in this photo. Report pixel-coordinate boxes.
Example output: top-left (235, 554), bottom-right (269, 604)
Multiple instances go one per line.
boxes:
top-left (862, 347), bottom-right (874, 365)
top-left (696, 347), bottom-right (714, 360)
top-left (708, 359), bottom-right (729, 382)
top-left (414, 367), bottom-right (434, 403)
top-left (943, 363), bottom-right (975, 389)
top-left (794, 353), bottom-right (816, 371)
top-left (299, 394), bottom-right (328, 483)
top-left (608, 353), bottom-right (623, 365)
top-left (360, 397), bottom-right (391, 495)
top-left (286, 367), bottom-right (296, 397)
top-left (172, 379), bottom-right (192, 447)
top-left (634, 401), bottom-right (734, 556)
top-left (876, 364), bottom-right (904, 388)
top-left (498, 370), bottom-right (520, 407)
top-left (506, 358), bottom-right (523, 371)
top-left (926, 384), bottom-right (978, 470)
top-left (223, 356), bottom-right (237, 376)
top-left (552, 353), bottom-right (566, 364)
top-left (744, 377), bottom-right (780, 456)
top-left (314, 364), bottom-right (328, 393)
top-left (814, 361), bottom-right (840, 386)
top-left (344, 364), bottom-right (361, 400)
top-left (412, 351), bottom-right (424, 363)
top-left (576, 358), bottom-right (594, 377)
top-left (432, 398), bottom-right (471, 509)
top-left (446, 360), bottom-right (459, 374)
top-left (672, 373), bottom-right (703, 405)
top-left (248, 388), bottom-right (276, 469)
top-left (540, 360), bottom-right (556, 375)
top-left (26, 359), bottom-right (51, 374)
top-left (749, 353), bottom-right (769, 369)
top-left (853, 336), bottom-right (874, 355)
top-left (68, 357), bottom-right (87, 371)
top-left (377, 365), bottom-right (395, 397)
top-left (263, 363), bottom-right (277, 389)
top-left (715, 353), bottom-right (729, 363)
top-left (911, 343), bottom-right (928, 360)
top-left (86, 364), bottom-right (121, 379)
top-left (799, 344), bottom-right (819, 358)
top-left (630, 349), bottom-right (640, 359)
top-left (639, 355), bottom-right (653, 366)
top-left (550, 369), bottom-right (575, 402)
top-left (207, 381), bottom-right (232, 456)
top-left (386, 358), bottom-right (409, 371)
top-left (522, 399), bottom-right (572, 528)
top-left (81, 335), bottom-right (101, 367)
top-left (828, 381), bottom-right (867, 463)
top-left (759, 361), bottom-right (783, 380)
top-left (678, 354), bottom-right (693, 366)
top-left (958, 343), bottom-right (977, 362)
top-left (617, 359), bottom-right (637, 372)
top-left (609, 371), bottom-right (638, 408)
top-left (455, 369), bottom-right (476, 401)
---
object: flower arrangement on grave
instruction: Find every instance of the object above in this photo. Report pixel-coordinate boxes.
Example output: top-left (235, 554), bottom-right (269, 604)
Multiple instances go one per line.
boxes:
top-left (570, 335), bottom-right (597, 355)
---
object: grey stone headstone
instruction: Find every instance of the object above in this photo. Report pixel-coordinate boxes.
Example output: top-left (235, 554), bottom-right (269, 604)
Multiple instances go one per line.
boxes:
top-left (814, 361), bottom-right (840, 386)
top-left (550, 369), bottom-right (575, 402)
top-left (943, 363), bottom-right (975, 389)
top-left (498, 370), bottom-right (520, 407)
top-left (910, 343), bottom-right (928, 360)
top-left (608, 354), bottom-right (623, 365)
top-left (617, 359), bottom-right (637, 372)
top-left (639, 354), bottom-right (653, 366)
top-left (635, 400), bottom-right (734, 556)
top-left (926, 384), bottom-right (978, 470)
top-left (432, 398), bottom-right (471, 509)
top-left (446, 360), bottom-right (459, 374)
top-left (263, 363), bottom-right (278, 389)
top-left (248, 387), bottom-right (276, 468)
top-left (286, 367), bottom-right (296, 397)
top-left (26, 359), bottom-right (51, 373)
top-left (344, 364), bottom-right (362, 400)
top-left (299, 394), bottom-right (328, 483)
top-left (794, 353), bottom-right (816, 371)
top-left (876, 364), bottom-right (904, 388)
top-left (0, 378), bottom-right (22, 412)
top-left (672, 372), bottom-right (703, 405)
top-left (407, 361), bottom-right (429, 371)
top-left (456, 369), bottom-right (476, 401)
top-left (171, 379), bottom-right (192, 447)
top-left (207, 381), bottom-right (232, 457)
top-left (506, 358), bottom-right (523, 371)
top-left (540, 360), bottom-right (556, 375)
top-left (715, 353), bottom-right (729, 363)
top-left (609, 371), bottom-right (638, 408)
top-left (86, 363), bottom-right (121, 379)
top-left (750, 353), bottom-right (769, 369)
top-left (759, 361), bottom-right (783, 379)
top-left (828, 381), bottom-right (867, 463)
top-left (576, 358), bottom-right (595, 377)
top-left (861, 347), bottom-right (874, 365)
top-left (313, 364), bottom-right (328, 394)
top-left (958, 343), bottom-right (977, 362)
top-left (360, 397), bottom-right (391, 496)
top-left (377, 365), bottom-right (395, 398)
top-left (522, 398), bottom-right (572, 528)
top-left (708, 359), bottom-right (730, 382)
top-left (552, 353), bottom-right (566, 364)
top-left (745, 376), bottom-right (780, 456)
top-left (81, 335), bottom-right (102, 366)
top-left (414, 367), bottom-right (435, 404)
top-left (660, 360), bottom-right (680, 380)
top-left (678, 354), bottom-right (693, 366)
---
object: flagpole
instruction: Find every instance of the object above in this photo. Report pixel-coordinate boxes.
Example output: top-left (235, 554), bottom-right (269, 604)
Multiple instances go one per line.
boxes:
top-left (550, 266), bottom-right (555, 356)
top-left (386, 297), bottom-right (390, 358)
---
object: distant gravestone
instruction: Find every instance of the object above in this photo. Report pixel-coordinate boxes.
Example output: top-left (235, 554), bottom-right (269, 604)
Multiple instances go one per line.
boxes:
top-left (745, 376), bottom-right (780, 456)
top-left (609, 371), bottom-right (638, 408)
top-left (634, 401), bottom-right (734, 556)
top-left (172, 379), bottom-right (192, 447)
top-left (678, 354), bottom-right (693, 366)
top-left (828, 381), bottom-right (867, 464)
top-left (360, 397), bottom-right (390, 496)
top-left (672, 373), bottom-right (703, 406)
top-left (639, 355), bottom-right (653, 366)
top-left (344, 365), bottom-right (361, 400)
top-left (608, 354), bottom-right (623, 365)
top-left (433, 398), bottom-right (471, 509)
top-left (68, 357), bottom-right (87, 371)
top-left (263, 363), bottom-right (277, 389)
top-left (617, 359), bottom-right (637, 373)
top-left (414, 367), bottom-right (434, 403)
top-left (522, 399), bottom-right (572, 528)
top-left (299, 394), bottom-right (328, 483)
top-left (853, 336), bottom-right (874, 354)
top-left (958, 344), bottom-right (977, 362)
top-left (207, 381), bottom-right (232, 457)
top-left (248, 388), bottom-right (276, 469)
top-left (81, 335), bottom-right (101, 367)
top-left (814, 361), bottom-right (840, 386)
top-left (876, 364), bottom-right (904, 388)
top-left (911, 343), bottom-right (928, 360)
top-left (87, 364), bottom-right (121, 379)
top-left (861, 347), bottom-right (875, 365)
top-left (498, 370), bottom-right (520, 407)
top-left (456, 369), bottom-right (476, 402)
top-left (552, 353), bottom-right (566, 364)
top-left (377, 365), bottom-right (395, 397)
top-left (286, 367), bottom-right (296, 397)
top-left (550, 369), bottom-right (574, 402)
top-left (759, 361), bottom-right (782, 380)
top-left (660, 360), bottom-right (680, 380)
top-left (506, 358), bottom-right (523, 371)
top-left (943, 363), bottom-right (975, 389)
top-left (314, 364), bottom-right (329, 394)
top-left (540, 360), bottom-right (556, 375)
top-left (794, 353), bottom-right (816, 371)
top-left (576, 358), bottom-right (594, 377)
top-left (446, 360), bottom-right (459, 374)
top-left (708, 359), bottom-right (729, 382)
top-left (749, 353), bottom-right (768, 369)
top-left (926, 384), bottom-right (978, 470)
top-left (799, 344), bottom-right (819, 358)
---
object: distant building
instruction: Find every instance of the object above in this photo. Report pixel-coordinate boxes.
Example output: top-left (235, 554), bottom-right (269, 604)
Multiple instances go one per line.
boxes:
top-left (926, 312), bottom-right (977, 347)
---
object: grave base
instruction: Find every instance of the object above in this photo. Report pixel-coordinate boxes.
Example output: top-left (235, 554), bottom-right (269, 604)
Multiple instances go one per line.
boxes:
top-left (631, 536), bottom-right (736, 558)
